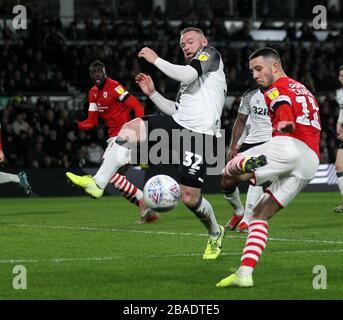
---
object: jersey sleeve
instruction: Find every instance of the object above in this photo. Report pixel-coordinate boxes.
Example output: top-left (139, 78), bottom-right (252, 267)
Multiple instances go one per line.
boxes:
top-left (189, 46), bottom-right (221, 77)
top-left (88, 90), bottom-right (99, 111)
top-left (238, 89), bottom-right (256, 115)
top-left (112, 81), bottom-right (130, 102)
top-left (264, 85), bottom-right (292, 113)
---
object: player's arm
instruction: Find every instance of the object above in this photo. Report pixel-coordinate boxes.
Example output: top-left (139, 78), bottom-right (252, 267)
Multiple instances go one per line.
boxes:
top-left (135, 73), bottom-right (176, 115)
top-left (123, 95), bottom-right (144, 118)
top-left (274, 103), bottom-right (295, 133)
top-left (227, 113), bottom-right (248, 160)
top-left (138, 47), bottom-right (198, 85)
top-left (78, 94), bottom-right (99, 130)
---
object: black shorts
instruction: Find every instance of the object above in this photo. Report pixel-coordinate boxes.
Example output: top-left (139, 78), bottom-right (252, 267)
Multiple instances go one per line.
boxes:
top-left (339, 142), bottom-right (343, 149)
top-left (239, 141), bottom-right (268, 153)
top-left (142, 114), bottom-right (217, 188)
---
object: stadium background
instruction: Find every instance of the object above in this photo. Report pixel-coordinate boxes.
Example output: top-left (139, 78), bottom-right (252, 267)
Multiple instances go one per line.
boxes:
top-left (0, 0), bottom-right (342, 196)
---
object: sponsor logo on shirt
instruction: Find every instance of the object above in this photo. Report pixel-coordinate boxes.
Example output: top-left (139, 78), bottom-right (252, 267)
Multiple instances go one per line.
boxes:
top-left (197, 52), bottom-right (210, 62)
top-left (115, 85), bottom-right (125, 95)
top-left (103, 91), bottom-right (108, 98)
top-left (266, 88), bottom-right (279, 100)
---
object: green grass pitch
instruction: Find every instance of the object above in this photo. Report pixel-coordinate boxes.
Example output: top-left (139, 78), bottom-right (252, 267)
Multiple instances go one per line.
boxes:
top-left (0, 192), bottom-right (342, 300)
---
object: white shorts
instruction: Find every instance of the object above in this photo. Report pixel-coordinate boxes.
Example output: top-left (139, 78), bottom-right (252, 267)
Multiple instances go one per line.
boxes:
top-left (242, 136), bottom-right (319, 207)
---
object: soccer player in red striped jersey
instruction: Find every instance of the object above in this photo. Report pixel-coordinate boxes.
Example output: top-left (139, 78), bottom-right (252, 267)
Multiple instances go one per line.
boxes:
top-left (66, 60), bottom-right (159, 223)
top-left (0, 125), bottom-right (32, 195)
top-left (217, 47), bottom-right (320, 288)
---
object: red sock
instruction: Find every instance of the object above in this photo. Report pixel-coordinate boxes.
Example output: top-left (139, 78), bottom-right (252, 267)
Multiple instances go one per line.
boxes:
top-left (241, 220), bottom-right (268, 268)
top-left (110, 173), bottom-right (143, 207)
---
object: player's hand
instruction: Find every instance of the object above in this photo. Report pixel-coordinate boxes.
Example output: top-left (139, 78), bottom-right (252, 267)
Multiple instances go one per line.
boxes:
top-left (138, 47), bottom-right (159, 64)
top-left (67, 121), bottom-right (79, 132)
top-left (135, 73), bottom-right (156, 96)
top-left (226, 145), bottom-right (239, 162)
top-left (276, 121), bottom-right (295, 134)
top-left (337, 132), bottom-right (343, 141)
top-left (0, 150), bottom-right (6, 164)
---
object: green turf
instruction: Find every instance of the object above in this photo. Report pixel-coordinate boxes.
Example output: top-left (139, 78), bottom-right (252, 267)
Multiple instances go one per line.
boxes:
top-left (0, 192), bottom-right (342, 300)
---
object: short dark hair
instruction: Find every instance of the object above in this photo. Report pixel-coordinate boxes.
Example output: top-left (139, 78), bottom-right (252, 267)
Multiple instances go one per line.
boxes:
top-left (180, 27), bottom-right (205, 37)
top-left (339, 65), bottom-right (343, 73)
top-left (89, 60), bottom-right (105, 70)
top-left (249, 47), bottom-right (281, 61)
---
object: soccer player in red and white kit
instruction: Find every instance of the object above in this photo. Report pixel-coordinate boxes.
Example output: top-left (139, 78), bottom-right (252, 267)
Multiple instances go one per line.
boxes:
top-left (217, 47), bottom-right (321, 288)
top-left (0, 125), bottom-right (32, 194)
top-left (66, 60), bottom-right (159, 223)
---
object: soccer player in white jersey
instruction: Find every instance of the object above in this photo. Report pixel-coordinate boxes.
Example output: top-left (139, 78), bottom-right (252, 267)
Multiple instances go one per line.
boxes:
top-left (222, 88), bottom-right (272, 232)
top-left (63, 27), bottom-right (228, 259)
top-left (333, 65), bottom-right (343, 212)
top-left (0, 125), bottom-right (32, 195)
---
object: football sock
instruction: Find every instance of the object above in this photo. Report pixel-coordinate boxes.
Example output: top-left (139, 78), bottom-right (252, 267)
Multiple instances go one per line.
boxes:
top-left (110, 173), bottom-right (143, 206)
top-left (223, 153), bottom-right (246, 177)
top-left (337, 172), bottom-right (343, 198)
top-left (224, 187), bottom-right (244, 216)
top-left (0, 172), bottom-right (20, 184)
top-left (243, 185), bottom-right (264, 222)
top-left (93, 138), bottom-right (131, 189)
top-left (237, 219), bottom-right (268, 277)
top-left (189, 196), bottom-right (220, 239)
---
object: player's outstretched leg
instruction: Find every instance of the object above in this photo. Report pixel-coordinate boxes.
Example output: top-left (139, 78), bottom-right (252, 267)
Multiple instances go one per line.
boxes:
top-left (66, 172), bottom-right (104, 199)
top-left (224, 153), bottom-right (267, 177)
top-left (110, 173), bottom-right (160, 223)
top-left (18, 171), bottom-right (32, 195)
top-left (0, 171), bottom-right (32, 195)
top-left (217, 220), bottom-right (268, 288)
top-left (185, 191), bottom-right (225, 260)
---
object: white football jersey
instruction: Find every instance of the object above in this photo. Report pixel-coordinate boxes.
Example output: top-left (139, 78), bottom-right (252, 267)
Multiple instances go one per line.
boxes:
top-left (238, 88), bottom-right (272, 144)
top-left (336, 88), bottom-right (343, 108)
top-left (172, 46), bottom-right (227, 137)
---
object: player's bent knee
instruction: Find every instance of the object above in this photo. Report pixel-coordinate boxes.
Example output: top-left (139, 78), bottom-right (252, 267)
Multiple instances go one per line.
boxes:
top-left (118, 118), bottom-right (146, 143)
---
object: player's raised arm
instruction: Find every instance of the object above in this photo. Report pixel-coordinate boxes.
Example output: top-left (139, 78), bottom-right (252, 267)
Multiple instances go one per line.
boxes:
top-left (135, 73), bottom-right (176, 116)
top-left (138, 47), bottom-right (198, 85)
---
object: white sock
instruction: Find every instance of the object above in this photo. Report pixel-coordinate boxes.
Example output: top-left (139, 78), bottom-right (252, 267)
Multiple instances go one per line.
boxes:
top-left (93, 141), bottom-right (131, 189)
top-left (224, 187), bottom-right (244, 216)
top-left (337, 174), bottom-right (343, 198)
top-left (236, 265), bottom-right (254, 278)
top-left (0, 172), bottom-right (20, 184)
top-left (190, 197), bottom-right (220, 239)
top-left (243, 185), bottom-right (264, 223)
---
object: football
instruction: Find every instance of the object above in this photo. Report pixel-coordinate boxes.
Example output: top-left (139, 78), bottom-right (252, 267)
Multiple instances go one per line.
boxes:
top-left (143, 175), bottom-right (180, 212)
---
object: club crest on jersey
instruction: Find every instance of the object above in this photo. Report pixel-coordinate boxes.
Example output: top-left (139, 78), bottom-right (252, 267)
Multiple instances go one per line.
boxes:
top-left (197, 52), bottom-right (210, 62)
top-left (115, 85), bottom-right (125, 95)
top-left (103, 91), bottom-right (108, 98)
top-left (266, 88), bottom-right (279, 100)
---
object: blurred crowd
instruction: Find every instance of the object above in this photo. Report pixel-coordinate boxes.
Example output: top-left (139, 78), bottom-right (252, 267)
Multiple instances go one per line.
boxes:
top-left (0, 1), bottom-right (342, 168)
top-left (0, 91), bottom-right (339, 169)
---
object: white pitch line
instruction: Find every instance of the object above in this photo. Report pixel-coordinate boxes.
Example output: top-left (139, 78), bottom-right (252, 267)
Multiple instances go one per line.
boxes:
top-left (8, 223), bottom-right (343, 245)
top-left (1, 249), bottom-right (343, 265)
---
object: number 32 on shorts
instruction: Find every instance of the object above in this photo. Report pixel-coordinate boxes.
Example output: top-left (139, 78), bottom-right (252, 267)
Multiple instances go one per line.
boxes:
top-left (183, 151), bottom-right (202, 171)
